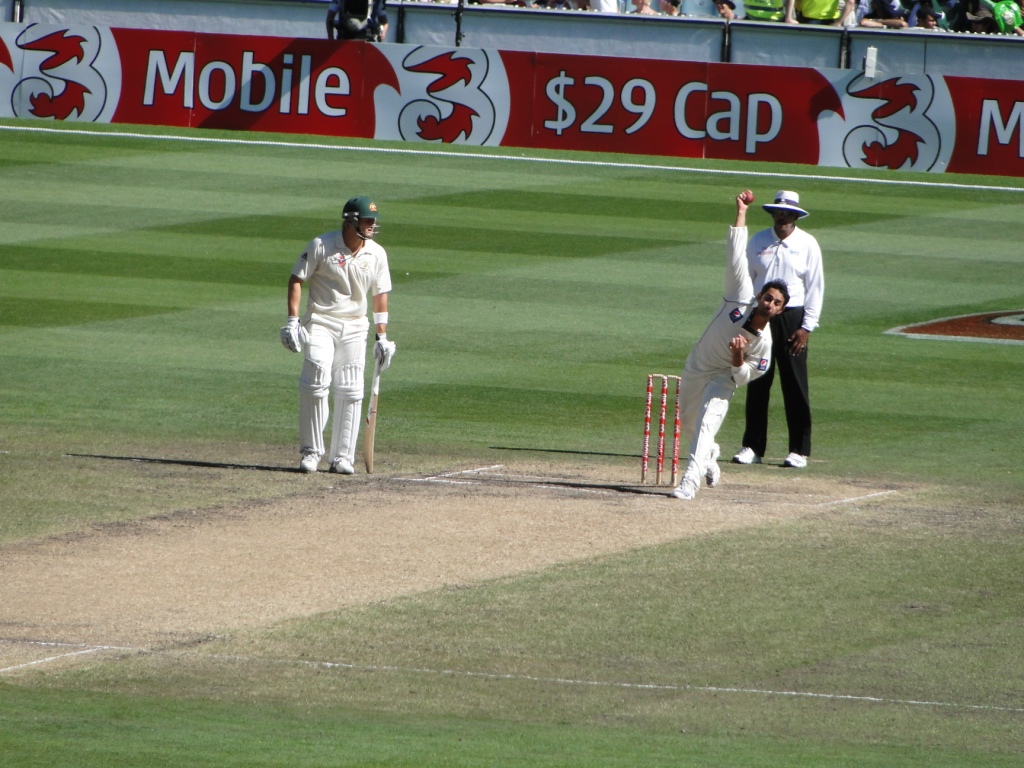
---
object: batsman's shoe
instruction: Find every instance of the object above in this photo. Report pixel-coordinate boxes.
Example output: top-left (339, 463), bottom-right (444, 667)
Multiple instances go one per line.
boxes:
top-left (783, 452), bottom-right (808, 469)
top-left (299, 451), bottom-right (320, 473)
top-left (329, 458), bottom-right (355, 475)
top-left (671, 478), bottom-right (699, 501)
top-left (705, 445), bottom-right (721, 488)
top-left (731, 447), bottom-right (761, 465)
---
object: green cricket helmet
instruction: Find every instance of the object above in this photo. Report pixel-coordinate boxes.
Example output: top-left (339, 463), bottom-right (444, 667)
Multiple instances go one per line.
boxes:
top-left (342, 196), bottom-right (380, 240)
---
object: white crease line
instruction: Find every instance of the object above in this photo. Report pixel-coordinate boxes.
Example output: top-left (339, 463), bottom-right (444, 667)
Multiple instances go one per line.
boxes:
top-left (182, 653), bottom-right (1024, 715)
top-left (296, 659), bottom-right (1024, 712)
top-left (814, 489), bottom-right (901, 507)
top-left (5, 641), bottom-right (1019, 714)
top-left (405, 464), bottom-right (505, 485)
top-left (425, 465), bottom-right (504, 479)
top-left (1, 640), bottom-right (89, 648)
top-left (407, 478), bottom-right (481, 486)
top-left (529, 484), bottom-right (614, 495)
top-left (409, 467), bottom-right (618, 495)
top-left (0, 646), bottom-right (117, 673)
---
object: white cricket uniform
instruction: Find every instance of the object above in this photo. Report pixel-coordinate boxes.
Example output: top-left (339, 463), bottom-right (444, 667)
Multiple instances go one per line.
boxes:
top-left (293, 230), bottom-right (392, 330)
top-left (292, 230), bottom-right (392, 465)
top-left (678, 225), bottom-right (773, 489)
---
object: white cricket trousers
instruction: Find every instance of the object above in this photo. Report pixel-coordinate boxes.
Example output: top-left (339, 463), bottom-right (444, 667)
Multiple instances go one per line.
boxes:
top-left (298, 317), bottom-right (369, 464)
top-left (678, 370), bottom-right (737, 486)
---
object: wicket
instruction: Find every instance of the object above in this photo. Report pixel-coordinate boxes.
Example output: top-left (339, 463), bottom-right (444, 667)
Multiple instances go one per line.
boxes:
top-left (641, 374), bottom-right (682, 485)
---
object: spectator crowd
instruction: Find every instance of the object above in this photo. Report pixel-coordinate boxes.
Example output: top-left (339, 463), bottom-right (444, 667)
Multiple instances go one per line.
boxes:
top-left (401, 0), bottom-right (1024, 32)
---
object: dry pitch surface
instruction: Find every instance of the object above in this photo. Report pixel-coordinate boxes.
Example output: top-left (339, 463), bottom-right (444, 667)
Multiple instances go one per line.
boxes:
top-left (0, 460), bottom-right (899, 675)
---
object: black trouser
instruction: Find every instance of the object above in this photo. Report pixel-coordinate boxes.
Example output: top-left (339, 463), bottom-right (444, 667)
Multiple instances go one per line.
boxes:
top-left (741, 306), bottom-right (812, 457)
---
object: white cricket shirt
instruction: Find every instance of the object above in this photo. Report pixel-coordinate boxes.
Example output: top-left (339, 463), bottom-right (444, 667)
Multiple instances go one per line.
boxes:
top-left (684, 226), bottom-right (773, 389)
top-left (292, 230), bottom-right (392, 326)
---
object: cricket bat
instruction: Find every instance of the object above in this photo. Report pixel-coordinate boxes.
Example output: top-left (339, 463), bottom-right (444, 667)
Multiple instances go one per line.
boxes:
top-left (363, 362), bottom-right (380, 474)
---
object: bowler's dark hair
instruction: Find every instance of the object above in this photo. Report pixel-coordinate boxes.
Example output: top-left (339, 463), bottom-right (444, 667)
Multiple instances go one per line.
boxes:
top-left (761, 279), bottom-right (790, 306)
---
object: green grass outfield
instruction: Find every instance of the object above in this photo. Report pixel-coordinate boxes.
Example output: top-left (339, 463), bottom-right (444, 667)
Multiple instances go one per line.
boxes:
top-left (1, 119), bottom-right (1023, 766)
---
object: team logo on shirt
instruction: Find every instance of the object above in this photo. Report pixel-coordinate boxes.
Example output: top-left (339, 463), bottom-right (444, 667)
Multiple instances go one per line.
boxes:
top-left (758, 358), bottom-right (769, 371)
top-left (729, 308), bottom-right (744, 323)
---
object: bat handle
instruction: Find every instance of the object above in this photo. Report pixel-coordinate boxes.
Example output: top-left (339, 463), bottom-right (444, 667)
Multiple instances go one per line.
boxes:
top-left (371, 360), bottom-right (381, 396)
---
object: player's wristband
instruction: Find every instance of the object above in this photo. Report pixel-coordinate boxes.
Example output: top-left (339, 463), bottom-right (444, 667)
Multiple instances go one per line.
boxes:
top-left (373, 312), bottom-right (388, 326)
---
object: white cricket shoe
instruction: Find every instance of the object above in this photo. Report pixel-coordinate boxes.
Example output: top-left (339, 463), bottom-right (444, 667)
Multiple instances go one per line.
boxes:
top-left (731, 447), bottom-right (761, 465)
top-left (671, 478), bottom-right (699, 500)
top-left (329, 458), bottom-right (355, 475)
top-left (705, 445), bottom-right (721, 488)
top-left (299, 451), bottom-right (320, 473)
top-left (783, 452), bottom-right (808, 468)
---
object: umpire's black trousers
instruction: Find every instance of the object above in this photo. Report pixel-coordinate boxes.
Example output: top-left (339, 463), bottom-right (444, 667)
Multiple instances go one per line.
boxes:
top-left (741, 306), bottom-right (812, 458)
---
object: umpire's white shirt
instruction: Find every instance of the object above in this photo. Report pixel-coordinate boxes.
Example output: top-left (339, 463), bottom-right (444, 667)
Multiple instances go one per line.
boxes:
top-left (746, 225), bottom-right (824, 333)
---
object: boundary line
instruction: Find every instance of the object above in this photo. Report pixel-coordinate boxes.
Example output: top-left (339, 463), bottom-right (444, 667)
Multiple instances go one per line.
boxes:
top-left (4, 639), bottom-right (1020, 714)
top-left (4, 123), bottom-right (1024, 193)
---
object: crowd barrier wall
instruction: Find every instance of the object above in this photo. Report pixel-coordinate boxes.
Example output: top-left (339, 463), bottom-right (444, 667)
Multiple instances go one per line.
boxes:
top-left (2, 10), bottom-right (1023, 178)
top-left (5, 0), bottom-right (329, 38)
top-left (6, 0), bottom-right (1024, 80)
top-left (391, 5), bottom-right (1024, 79)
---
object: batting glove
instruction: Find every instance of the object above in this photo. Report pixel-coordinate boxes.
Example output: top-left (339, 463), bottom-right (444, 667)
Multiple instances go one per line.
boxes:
top-left (373, 334), bottom-right (396, 372)
top-left (280, 317), bottom-right (308, 353)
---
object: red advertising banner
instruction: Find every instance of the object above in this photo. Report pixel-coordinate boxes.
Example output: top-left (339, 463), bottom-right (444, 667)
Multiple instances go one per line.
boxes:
top-left (945, 76), bottom-right (1024, 176)
top-left (109, 29), bottom-right (399, 137)
top-left (1, 22), bottom-right (1023, 178)
top-left (502, 53), bottom-right (839, 164)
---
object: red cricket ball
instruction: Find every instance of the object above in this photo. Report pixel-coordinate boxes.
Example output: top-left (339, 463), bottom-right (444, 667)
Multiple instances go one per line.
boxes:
top-left (740, 190), bottom-right (755, 204)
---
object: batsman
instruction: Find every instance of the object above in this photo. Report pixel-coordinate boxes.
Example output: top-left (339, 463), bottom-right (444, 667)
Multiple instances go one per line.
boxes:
top-left (280, 196), bottom-right (396, 474)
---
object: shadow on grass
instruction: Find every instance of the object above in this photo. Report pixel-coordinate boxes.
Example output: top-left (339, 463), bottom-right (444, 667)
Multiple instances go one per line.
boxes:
top-left (64, 453), bottom-right (299, 473)
top-left (512, 477), bottom-right (667, 497)
top-left (490, 445), bottom-right (638, 459)
top-left (483, 446), bottom-right (672, 497)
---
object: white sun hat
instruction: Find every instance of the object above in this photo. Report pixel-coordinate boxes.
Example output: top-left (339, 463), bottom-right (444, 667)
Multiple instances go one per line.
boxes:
top-left (763, 190), bottom-right (809, 218)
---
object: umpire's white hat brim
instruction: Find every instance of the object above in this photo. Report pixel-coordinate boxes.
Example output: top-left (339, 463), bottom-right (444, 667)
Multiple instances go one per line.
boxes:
top-left (763, 190), bottom-right (808, 218)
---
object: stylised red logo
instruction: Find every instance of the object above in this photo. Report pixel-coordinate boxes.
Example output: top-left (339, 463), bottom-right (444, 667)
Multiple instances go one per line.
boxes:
top-left (819, 73), bottom-right (953, 173)
top-left (20, 30), bottom-right (91, 119)
top-left (858, 80), bottom-right (920, 120)
top-left (406, 53), bottom-right (479, 143)
top-left (5, 25), bottom-right (119, 123)
top-left (377, 46), bottom-right (507, 146)
top-left (854, 81), bottom-right (924, 168)
top-left (0, 37), bottom-right (13, 72)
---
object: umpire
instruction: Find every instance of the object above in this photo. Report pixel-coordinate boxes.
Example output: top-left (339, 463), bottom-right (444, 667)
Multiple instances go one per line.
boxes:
top-left (732, 190), bottom-right (824, 469)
